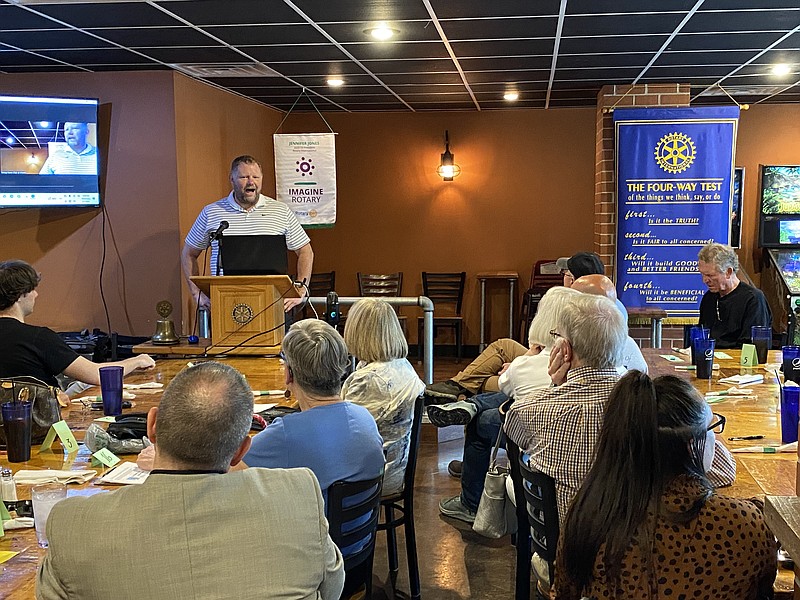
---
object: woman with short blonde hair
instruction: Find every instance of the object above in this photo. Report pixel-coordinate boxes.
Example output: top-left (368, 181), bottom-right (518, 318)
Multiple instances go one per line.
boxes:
top-left (343, 298), bottom-right (425, 495)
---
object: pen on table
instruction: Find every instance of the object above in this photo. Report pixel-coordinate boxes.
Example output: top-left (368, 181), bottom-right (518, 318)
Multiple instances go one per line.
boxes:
top-left (731, 442), bottom-right (798, 453)
top-left (252, 390), bottom-right (285, 397)
top-left (675, 364), bottom-right (720, 371)
top-left (727, 435), bottom-right (765, 441)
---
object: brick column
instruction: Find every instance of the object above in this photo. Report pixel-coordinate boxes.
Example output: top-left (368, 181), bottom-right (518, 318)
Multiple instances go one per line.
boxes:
top-left (595, 84), bottom-right (691, 347)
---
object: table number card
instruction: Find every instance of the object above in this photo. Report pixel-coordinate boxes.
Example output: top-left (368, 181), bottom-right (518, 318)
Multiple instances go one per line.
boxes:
top-left (40, 420), bottom-right (79, 454)
top-left (740, 344), bottom-right (758, 367)
top-left (92, 448), bottom-right (121, 469)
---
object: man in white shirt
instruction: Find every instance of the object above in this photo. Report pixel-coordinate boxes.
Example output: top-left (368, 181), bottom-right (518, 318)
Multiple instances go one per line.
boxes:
top-left (181, 155), bottom-right (314, 312)
top-left (39, 122), bottom-right (98, 175)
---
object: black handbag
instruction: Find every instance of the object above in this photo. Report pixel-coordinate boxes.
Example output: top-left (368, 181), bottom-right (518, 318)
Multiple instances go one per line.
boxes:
top-left (0, 376), bottom-right (64, 445)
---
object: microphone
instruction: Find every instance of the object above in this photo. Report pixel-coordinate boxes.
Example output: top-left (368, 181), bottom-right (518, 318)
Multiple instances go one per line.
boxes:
top-left (209, 220), bottom-right (229, 241)
top-left (325, 291), bottom-right (340, 326)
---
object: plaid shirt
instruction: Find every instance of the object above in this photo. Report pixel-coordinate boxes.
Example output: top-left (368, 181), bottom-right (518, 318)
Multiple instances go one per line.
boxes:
top-left (504, 365), bottom-right (619, 523)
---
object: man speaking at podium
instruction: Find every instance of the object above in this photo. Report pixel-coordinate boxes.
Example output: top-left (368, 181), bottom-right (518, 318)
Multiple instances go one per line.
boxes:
top-left (181, 155), bottom-right (313, 312)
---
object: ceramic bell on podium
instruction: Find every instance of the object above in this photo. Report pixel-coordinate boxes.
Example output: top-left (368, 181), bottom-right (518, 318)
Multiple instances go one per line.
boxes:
top-left (151, 300), bottom-right (179, 345)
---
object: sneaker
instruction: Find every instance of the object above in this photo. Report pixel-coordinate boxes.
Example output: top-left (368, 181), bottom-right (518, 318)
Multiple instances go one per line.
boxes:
top-left (447, 459), bottom-right (462, 479)
top-left (424, 380), bottom-right (471, 403)
top-left (439, 494), bottom-right (476, 524)
top-left (427, 400), bottom-right (478, 427)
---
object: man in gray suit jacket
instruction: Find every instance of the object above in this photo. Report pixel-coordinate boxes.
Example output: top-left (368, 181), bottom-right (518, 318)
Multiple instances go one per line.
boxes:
top-left (36, 361), bottom-right (344, 600)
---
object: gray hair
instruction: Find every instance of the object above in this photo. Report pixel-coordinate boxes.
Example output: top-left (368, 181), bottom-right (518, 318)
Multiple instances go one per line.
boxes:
top-left (697, 243), bottom-right (738, 273)
top-left (283, 319), bottom-right (350, 397)
top-left (558, 294), bottom-right (626, 369)
top-left (344, 298), bottom-right (407, 362)
top-left (528, 286), bottom-right (581, 348)
top-left (156, 361), bottom-right (253, 471)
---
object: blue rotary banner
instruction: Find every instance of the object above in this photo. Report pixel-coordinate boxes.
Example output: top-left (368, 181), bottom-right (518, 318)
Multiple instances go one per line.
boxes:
top-left (614, 106), bottom-right (739, 318)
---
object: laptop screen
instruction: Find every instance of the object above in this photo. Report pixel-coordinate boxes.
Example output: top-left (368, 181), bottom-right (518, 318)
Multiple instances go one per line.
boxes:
top-left (219, 235), bottom-right (288, 276)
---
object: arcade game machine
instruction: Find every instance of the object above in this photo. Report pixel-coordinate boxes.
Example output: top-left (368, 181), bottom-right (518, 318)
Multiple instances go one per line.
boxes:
top-left (759, 165), bottom-right (800, 345)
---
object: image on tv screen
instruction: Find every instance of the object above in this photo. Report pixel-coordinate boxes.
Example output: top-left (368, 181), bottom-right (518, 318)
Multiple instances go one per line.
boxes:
top-left (0, 95), bottom-right (100, 208)
top-left (779, 220), bottom-right (800, 245)
top-left (762, 165), bottom-right (800, 215)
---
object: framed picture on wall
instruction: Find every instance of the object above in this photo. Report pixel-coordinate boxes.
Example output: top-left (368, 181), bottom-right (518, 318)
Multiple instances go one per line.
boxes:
top-left (731, 167), bottom-right (744, 248)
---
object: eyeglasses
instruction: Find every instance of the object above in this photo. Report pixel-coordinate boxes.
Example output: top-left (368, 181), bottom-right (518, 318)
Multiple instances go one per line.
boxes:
top-left (707, 413), bottom-right (726, 434)
top-left (549, 329), bottom-right (565, 340)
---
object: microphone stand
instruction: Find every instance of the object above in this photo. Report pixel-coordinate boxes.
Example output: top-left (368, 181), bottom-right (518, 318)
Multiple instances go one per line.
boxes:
top-left (214, 233), bottom-right (223, 277)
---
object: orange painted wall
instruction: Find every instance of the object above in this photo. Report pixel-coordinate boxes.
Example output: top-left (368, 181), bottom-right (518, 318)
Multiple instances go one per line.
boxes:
top-left (734, 104), bottom-right (800, 280)
top-left (284, 109), bottom-right (598, 344)
top-left (0, 72), bottom-right (180, 335)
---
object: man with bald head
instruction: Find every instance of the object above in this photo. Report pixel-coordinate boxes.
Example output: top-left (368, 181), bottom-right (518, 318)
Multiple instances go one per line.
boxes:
top-left (572, 274), bottom-right (646, 373)
top-left (37, 361), bottom-right (344, 599)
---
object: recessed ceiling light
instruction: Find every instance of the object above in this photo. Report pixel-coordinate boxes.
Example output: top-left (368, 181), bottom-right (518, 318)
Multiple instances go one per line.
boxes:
top-left (504, 91), bottom-right (519, 101)
top-left (327, 78), bottom-right (344, 87)
top-left (364, 22), bottom-right (398, 41)
top-left (5, 137), bottom-right (13, 145)
top-left (773, 63), bottom-right (792, 77)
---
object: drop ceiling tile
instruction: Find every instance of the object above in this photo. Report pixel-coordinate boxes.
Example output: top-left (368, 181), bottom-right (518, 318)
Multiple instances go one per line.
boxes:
top-left (567, 0), bottom-right (698, 14)
top-left (157, 0), bottom-right (304, 26)
top-left (440, 17), bottom-right (558, 40)
top-left (203, 24), bottom-right (329, 46)
top-left (430, 0), bottom-right (560, 19)
top-left (0, 28), bottom-right (113, 50)
top-left (562, 13), bottom-right (686, 37)
top-left (34, 2), bottom-right (182, 28)
top-left (239, 44), bottom-right (346, 62)
top-left (668, 31), bottom-right (788, 51)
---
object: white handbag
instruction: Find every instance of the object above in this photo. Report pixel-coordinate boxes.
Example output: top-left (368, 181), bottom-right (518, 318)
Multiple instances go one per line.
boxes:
top-left (473, 433), bottom-right (516, 538)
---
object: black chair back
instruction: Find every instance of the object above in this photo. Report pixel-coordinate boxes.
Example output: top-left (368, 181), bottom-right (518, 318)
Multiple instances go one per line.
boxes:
top-left (358, 272), bottom-right (403, 297)
top-left (507, 439), bottom-right (560, 600)
top-left (377, 395), bottom-right (424, 599)
top-left (421, 272), bottom-right (466, 315)
top-left (309, 271), bottom-right (336, 296)
top-left (327, 474), bottom-right (384, 599)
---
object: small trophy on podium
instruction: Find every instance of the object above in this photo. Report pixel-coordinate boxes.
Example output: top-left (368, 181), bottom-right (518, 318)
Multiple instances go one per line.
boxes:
top-left (151, 300), bottom-right (180, 345)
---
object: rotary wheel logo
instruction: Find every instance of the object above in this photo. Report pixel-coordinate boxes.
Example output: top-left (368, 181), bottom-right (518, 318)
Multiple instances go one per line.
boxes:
top-left (654, 132), bottom-right (696, 174)
top-left (295, 157), bottom-right (315, 177)
top-left (232, 303), bottom-right (254, 325)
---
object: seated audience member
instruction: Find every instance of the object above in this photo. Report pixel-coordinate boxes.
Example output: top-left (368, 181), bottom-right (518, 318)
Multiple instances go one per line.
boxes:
top-left (243, 319), bottom-right (385, 504)
top-left (342, 298), bottom-right (425, 496)
top-left (0, 260), bottom-right (154, 393)
top-left (425, 250), bottom-right (616, 403)
top-left (37, 361), bottom-right (344, 600)
top-left (570, 274), bottom-right (646, 373)
top-left (698, 242), bottom-right (771, 348)
top-left (504, 293), bottom-right (627, 522)
top-left (557, 251), bottom-right (628, 322)
top-left (555, 372), bottom-right (776, 600)
top-left (437, 286), bottom-right (577, 523)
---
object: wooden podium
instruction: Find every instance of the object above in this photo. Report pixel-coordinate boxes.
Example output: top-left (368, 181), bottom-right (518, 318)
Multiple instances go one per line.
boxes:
top-left (191, 275), bottom-right (299, 355)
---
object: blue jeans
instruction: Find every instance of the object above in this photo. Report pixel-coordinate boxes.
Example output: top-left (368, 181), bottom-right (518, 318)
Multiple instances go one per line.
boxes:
top-left (460, 391), bottom-right (508, 512)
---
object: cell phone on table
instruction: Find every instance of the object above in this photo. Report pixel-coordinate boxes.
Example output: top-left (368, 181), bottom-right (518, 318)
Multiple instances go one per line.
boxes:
top-left (90, 400), bottom-right (133, 411)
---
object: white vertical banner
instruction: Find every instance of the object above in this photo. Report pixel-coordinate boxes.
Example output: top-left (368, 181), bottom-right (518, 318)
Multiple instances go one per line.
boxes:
top-left (273, 133), bottom-right (337, 227)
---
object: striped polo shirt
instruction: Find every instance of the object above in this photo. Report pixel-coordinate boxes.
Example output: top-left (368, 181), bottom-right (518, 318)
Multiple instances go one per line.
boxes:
top-left (185, 193), bottom-right (310, 273)
top-left (39, 144), bottom-right (98, 175)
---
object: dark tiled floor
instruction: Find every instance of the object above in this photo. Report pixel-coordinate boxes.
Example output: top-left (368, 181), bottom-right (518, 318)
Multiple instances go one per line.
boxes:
top-left (368, 357), bottom-right (518, 599)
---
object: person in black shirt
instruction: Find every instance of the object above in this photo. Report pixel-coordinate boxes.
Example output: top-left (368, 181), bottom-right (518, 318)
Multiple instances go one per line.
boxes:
top-left (0, 260), bottom-right (154, 392)
top-left (697, 243), bottom-right (771, 349)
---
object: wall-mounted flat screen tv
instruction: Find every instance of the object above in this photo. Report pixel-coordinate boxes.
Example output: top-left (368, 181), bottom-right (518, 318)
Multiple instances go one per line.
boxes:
top-left (0, 95), bottom-right (100, 208)
top-left (761, 165), bottom-right (800, 215)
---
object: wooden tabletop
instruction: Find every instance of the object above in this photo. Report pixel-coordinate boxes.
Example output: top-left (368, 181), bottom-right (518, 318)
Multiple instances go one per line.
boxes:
top-left (0, 356), bottom-right (288, 599)
top-left (475, 271), bottom-right (519, 280)
top-left (643, 348), bottom-right (795, 498)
